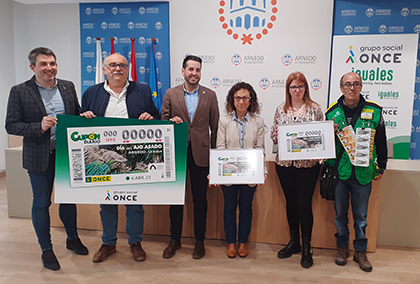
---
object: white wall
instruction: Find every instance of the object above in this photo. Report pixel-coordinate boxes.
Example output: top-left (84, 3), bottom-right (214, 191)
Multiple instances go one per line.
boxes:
top-left (2, 0), bottom-right (334, 167)
top-left (169, 0), bottom-right (334, 153)
top-left (0, 0), bottom-right (16, 171)
top-left (13, 2), bottom-right (81, 94)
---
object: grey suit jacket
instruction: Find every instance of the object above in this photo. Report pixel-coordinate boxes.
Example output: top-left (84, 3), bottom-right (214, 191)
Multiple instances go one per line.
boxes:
top-left (161, 84), bottom-right (219, 167)
top-left (5, 76), bottom-right (81, 171)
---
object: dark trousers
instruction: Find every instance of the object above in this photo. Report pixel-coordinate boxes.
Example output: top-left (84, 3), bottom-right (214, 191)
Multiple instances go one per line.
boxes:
top-left (28, 151), bottom-right (79, 251)
top-left (169, 143), bottom-right (209, 241)
top-left (275, 163), bottom-right (320, 238)
top-left (222, 184), bottom-right (256, 244)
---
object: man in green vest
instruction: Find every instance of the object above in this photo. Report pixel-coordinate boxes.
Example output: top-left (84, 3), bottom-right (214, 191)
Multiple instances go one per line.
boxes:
top-left (325, 72), bottom-right (387, 272)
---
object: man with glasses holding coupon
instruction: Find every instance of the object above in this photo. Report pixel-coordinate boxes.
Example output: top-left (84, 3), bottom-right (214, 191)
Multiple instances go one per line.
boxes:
top-left (80, 53), bottom-right (159, 263)
top-left (325, 72), bottom-right (387, 272)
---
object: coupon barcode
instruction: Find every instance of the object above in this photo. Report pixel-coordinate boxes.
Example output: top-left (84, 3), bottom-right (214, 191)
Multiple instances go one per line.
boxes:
top-left (164, 136), bottom-right (171, 178)
top-left (71, 149), bottom-right (83, 181)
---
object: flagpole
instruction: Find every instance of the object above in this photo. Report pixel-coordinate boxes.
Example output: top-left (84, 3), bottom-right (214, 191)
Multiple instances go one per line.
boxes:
top-left (95, 38), bottom-right (104, 84)
top-left (129, 37), bottom-right (137, 82)
top-left (110, 37), bottom-right (115, 54)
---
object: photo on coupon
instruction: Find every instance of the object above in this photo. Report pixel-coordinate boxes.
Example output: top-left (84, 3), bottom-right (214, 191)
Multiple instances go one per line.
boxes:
top-left (83, 143), bottom-right (164, 176)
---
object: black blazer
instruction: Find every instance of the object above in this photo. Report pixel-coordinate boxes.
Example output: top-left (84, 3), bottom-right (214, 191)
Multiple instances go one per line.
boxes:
top-left (5, 76), bottom-right (81, 172)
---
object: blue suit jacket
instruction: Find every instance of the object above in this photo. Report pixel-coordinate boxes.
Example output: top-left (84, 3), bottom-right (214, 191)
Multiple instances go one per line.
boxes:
top-left (81, 81), bottom-right (159, 119)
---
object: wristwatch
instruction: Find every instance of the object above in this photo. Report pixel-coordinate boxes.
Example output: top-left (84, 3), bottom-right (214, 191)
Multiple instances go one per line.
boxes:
top-left (378, 168), bottom-right (385, 175)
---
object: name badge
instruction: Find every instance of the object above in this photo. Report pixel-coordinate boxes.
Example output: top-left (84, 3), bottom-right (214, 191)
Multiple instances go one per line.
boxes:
top-left (361, 110), bottom-right (373, 120)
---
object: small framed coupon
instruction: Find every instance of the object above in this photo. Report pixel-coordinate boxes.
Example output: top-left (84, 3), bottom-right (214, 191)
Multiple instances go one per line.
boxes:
top-left (209, 149), bottom-right (265, 185)
top-left (277, 121), bottom-right (336, 161)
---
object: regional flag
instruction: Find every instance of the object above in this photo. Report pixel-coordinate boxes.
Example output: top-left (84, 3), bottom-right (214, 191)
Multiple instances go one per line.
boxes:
top-left (149, 40), bottom-right (162, 113)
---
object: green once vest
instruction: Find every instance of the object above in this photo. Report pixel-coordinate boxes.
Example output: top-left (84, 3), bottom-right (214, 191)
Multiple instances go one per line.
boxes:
top-left (326, 101), bottom-right (382, 185)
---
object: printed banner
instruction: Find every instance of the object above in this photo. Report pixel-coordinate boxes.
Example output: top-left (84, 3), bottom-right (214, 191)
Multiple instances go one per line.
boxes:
top-left (209, 149), bottom-right (265, 185)
top-left (79, 2), bottom-right (170, 96)
top-left (330, 34), bottom-right (418, 159)
top-left (277, 121), bottom-right (336, 161)
top-left (55, 115), bottom-right (188, 205)
top-left (332, 0), bottom-right (420, 159)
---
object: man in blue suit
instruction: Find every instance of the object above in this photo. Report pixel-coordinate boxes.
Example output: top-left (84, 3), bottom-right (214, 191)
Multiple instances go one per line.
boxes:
top-left (81, 53), bottom-right (159, 263)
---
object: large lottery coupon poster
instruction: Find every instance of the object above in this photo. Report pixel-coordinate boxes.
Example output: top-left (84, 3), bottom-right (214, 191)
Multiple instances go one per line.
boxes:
top-left (55, 115), bottom-right (188, 204)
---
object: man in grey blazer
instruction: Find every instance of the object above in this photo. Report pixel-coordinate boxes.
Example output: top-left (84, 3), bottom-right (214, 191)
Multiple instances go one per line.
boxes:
top-left (5, 47), bottom-right (88, 271)
top-left (161, 55), bottom-right (219, 259)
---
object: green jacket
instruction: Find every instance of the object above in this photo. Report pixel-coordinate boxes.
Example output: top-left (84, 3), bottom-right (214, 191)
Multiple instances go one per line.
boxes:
top-left (325, 95), bottom-right (387, 185)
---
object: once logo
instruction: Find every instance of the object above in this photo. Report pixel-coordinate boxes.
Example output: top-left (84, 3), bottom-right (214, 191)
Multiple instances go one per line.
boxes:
top-left (111, 7), bottom-right (118, 15)
top-left (259, 77), bottom-right (270, 90)
top-left (282, 54), bottom-right (292, 66)
top-left (86, 36), bottom-right (92, 44)
top-left (344, 25), bottom-right (353, 34)
top-left (311, 78), bottom-right (322, 91)
top-left (127, 22), bottom-right (135, 30)
top-left (218, 0), bottom-right (278, 45)
top-left (366, 8), bottom-right (374, 17)
top-left (210, 77), bottom-right (221, 88)
top-left (378, 25), bottom-right (387, 34)
top-left (85, 7), bottom-right (92, 15)
top-left (139, 66), bottom-right (146, 74)
top-left (155, 52), bottom-right (163, 60)
top-left (101, 22), bottom-right (108, 30)
top-left (138, 7), bottom-right (146, 15)
top-left (231, 53), bottom-right (242, 66)
top-left (415, 25), bottom-right (420, 33)
top-left (346, 45), bottom-right (357, 63)
top-left (86, 65), bottom-right (93, 73)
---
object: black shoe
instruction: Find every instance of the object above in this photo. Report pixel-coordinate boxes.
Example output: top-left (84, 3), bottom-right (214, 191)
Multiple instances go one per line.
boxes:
top-left (278, 230), bottom-right (301, 259)
top-left (42, 250), bottom-right (60, 271)
top-left (66, 237), bottom-right (89, 255)
top-left (301, 236), bottom-right (313, 269)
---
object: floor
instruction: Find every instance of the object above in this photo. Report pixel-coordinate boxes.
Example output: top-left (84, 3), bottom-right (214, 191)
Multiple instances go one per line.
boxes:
top-left (0, 176), bottom-right (419, 284)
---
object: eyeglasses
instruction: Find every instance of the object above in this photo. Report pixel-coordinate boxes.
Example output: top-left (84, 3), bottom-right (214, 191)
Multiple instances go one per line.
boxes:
top-left (234, 96), bottom-right (251, 102)
top-left (289, 85), bottom-right (306, 91)
top-left (341, 82), bottom-right (362, 89)
top-left (106, 63), bottom-right (129, 70)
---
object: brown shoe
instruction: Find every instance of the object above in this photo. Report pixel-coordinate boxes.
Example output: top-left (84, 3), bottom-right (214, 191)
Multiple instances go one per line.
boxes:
top-left (162, 240), bottom-right (181, 259)
top-left (334, 247), bottom-right (349, 266)
top-left (226, 243), bottom-right (237, 258)
top-left (130, 242), bottom-right (146, 262)
top-left (192, 240), bottom-right (205, 259)
top-left (92, 244), bottom-right (116, 263)
top-left (353, 250), bottom-right (373, 272)
top-left (238, 243), bottom-right (249, 258)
